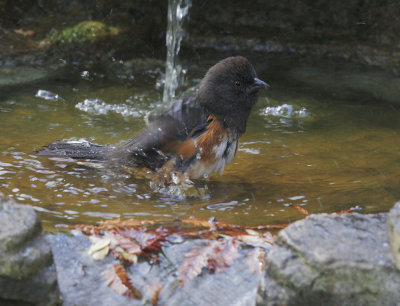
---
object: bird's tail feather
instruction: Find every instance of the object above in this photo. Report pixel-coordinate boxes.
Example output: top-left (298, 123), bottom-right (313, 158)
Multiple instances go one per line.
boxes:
top-left (36, 140), bottom-right (113, 160)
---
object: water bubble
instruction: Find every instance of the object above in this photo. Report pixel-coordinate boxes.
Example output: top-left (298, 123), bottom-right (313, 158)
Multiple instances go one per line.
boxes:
top-left (81, 71), bottom-right (90, 79)
top-left (262, 104), bottom-right (309, 118)
top-left (75, 98), bottom-right (142, 118)
top-left (35, 90), bottom-right (63, 101)
top-left (288, 195), bottom-right (305, 201)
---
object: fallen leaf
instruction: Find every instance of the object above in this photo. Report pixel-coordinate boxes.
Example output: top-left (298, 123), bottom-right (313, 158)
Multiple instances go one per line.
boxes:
top-left (181, 217), bottom-right (217, 229)
top-left (178, 238), bottom-right (239, 284)
top-left (113, 233), bottom-right (141, 255)
top-left (178, 243), bottom-right (214, 284)
top-left (105, 264), bottom-right (142, 299)
top-left (88, 236), bottom-right (111, 260)
top-left (77, 217), bottom-right (280, 269)
top-left (291, 204), bottom-right (310, 216)
top-left (335, 206), bottom-right (358, 214)
top-left (118, 227), bottom-right (167, 255)
top-left (113, 247), bottom-right (138, 264)
top-left (209, 238), bottom-right (239, 273)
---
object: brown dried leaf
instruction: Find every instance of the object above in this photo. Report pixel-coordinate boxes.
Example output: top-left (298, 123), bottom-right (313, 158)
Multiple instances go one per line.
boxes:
top-left (334, 206), bottom-right (358, 215)
top-left (218, 227), bottom-right (248, 237)
top-left (180, 218), bottom-right (216, 228)
top-left (77, 217), bottom-right (282, 266)
top-left (291, 204), bottom-right (310, 216)
top-left (105, 264), bottom-right (142, 299)
top-left (170, 228), bottom-right (219, 240)
top-left (209, 238), bottom-right (239, 273)
top-left (118, 227), bottom-right (167, 255)
top-left (178, 244), bottom-right (213, 284)
top-left (113, 233), bottom-right (141, 255)
top-left (178, 238), bottom-right (239, 284)
top-left (99, 218), bottom-right (159, 229)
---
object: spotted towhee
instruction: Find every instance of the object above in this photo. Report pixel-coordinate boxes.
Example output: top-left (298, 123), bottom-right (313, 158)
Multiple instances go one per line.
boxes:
top-left (38, 56), bottom-right (268, 183)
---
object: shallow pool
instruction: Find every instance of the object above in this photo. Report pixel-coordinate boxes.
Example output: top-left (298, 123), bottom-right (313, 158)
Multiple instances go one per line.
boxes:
top-left (1, 53), bottom-right (400, 230)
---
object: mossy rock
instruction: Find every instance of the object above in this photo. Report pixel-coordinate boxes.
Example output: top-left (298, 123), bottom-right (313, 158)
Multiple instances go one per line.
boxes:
top-left (47, 21), bottom-right (119, 45)
top-left (41, 21), bottom-right (121, 63)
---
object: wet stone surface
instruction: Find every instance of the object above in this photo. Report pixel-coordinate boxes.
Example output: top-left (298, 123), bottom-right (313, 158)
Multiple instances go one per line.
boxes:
top-left (0, 197), bottom-right (60, 305)
top-left (47, 232), bottom-right (265, 306)
top-left (262, 212), bottom-right (400, 305)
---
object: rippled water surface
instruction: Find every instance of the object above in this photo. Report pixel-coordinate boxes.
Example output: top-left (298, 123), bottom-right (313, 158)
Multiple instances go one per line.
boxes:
top-left (1, 54), bottom-right (400, 230)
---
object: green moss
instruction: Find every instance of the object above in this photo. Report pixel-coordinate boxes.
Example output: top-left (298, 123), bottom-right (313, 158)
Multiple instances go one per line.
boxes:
top-left (47, 21), bottom-right (120, 46)
top-left (39, 21), bottom-right (122, 62)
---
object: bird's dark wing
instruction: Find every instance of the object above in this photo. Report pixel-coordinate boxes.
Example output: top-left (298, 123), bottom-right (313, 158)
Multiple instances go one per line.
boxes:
top-left (36, 140), bottom-right (112, 160)
top-left (108, 94), bottom-right (208, 170)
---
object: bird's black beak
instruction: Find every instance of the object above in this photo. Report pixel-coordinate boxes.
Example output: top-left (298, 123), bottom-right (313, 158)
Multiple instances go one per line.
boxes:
top-left (248, 77), bottom-right (269, 94)
top-left (254, 77), bottom-right (269, 89)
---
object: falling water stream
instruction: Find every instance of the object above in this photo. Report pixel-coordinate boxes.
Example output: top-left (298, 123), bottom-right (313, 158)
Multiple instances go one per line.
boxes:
top-left (162, 0), bottom-right (192, 104)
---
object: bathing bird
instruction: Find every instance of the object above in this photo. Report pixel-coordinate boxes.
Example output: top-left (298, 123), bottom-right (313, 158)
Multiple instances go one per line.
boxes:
top-left (37, 56), bottom-right (268, 183)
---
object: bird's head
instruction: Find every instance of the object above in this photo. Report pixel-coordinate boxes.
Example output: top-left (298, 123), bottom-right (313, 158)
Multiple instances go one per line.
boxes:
top-left (198, 56), bottom-right (268, 134)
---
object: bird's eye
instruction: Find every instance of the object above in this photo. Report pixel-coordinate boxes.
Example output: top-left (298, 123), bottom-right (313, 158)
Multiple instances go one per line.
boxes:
top-left (233, 81), bottom-right (241, 88)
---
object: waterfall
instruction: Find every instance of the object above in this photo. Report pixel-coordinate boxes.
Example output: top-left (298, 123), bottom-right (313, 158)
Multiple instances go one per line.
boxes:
top-left (162, 0), bottom-right (191, 104)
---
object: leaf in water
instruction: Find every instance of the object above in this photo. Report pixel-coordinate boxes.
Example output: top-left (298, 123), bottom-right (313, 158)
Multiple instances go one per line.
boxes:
top-left (291, 204), bottom-right (310, 216)
top-left (105, 264), bottom-right (142, 299)
top-left (247, 247), bottom-right (265, 275)
top-left (99, 218), bottom-right (158, 229)
top-left (335, 206), bottom-right (359, 214)
top-left (146, 278), bottom-right (162, 306)
top-left (88, 236), bottom-right (111, 260)
top-left (178, 238), bottom-right (239, 284)
top-left (181, 217), bottom-right (218, 229)
top-left (218, 227), bottom-right (248, 237)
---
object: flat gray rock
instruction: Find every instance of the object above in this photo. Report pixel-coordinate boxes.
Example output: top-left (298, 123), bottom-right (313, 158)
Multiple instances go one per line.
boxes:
top-left (263, 213), bottom-right (400, 305)
top-left (47, 232), bottom-right (267, 306)
top-left (0, 196), bottom-right (60, 305)
top-left (0, 196), bottom-right (41, 254)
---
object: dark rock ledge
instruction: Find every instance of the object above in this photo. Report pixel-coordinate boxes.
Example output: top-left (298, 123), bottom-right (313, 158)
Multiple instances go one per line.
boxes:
top-left (260, 210), bottom-right (400, 305)
top-left (0, 196), bottom-right (60, 306)
top-left (1, 196), bottom-right (399, 305)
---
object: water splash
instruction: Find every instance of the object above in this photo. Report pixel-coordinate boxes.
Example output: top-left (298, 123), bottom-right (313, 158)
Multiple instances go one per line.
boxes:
top-left (262, 104), bottom-right (309, 118)
top-left (75, 98), bottom-right (143, 117)
top-left (35, 89), bottom-right (63, 101)
top-left (162, 0), bottom-right (192, 104)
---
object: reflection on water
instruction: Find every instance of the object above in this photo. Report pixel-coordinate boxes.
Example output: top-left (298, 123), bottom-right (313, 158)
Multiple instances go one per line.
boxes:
top-left (1, 55), bottom-right (400, 230)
